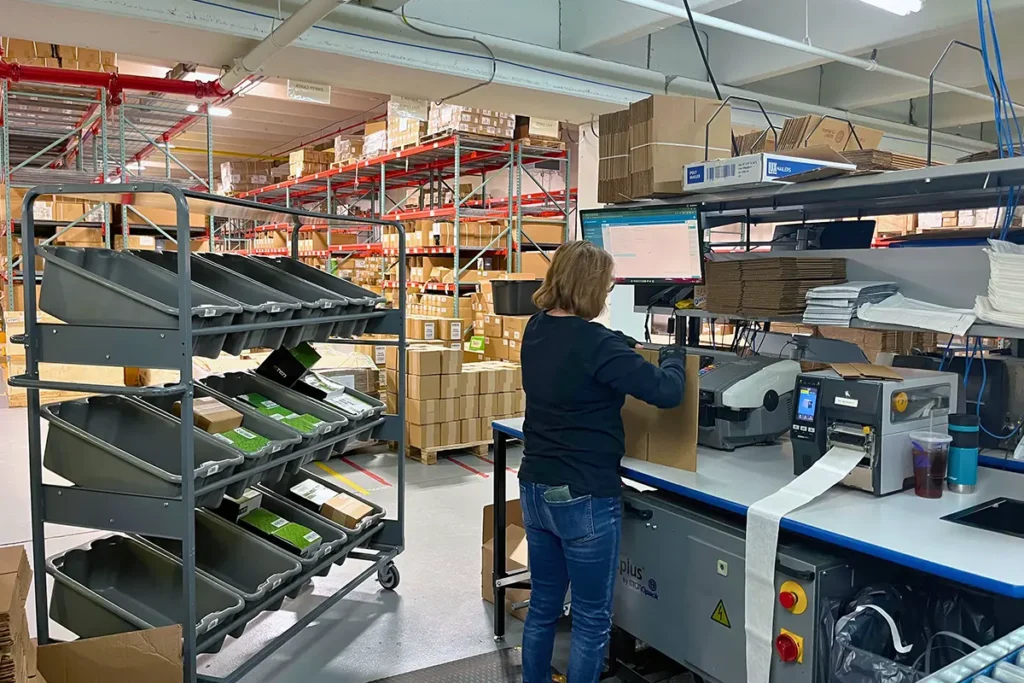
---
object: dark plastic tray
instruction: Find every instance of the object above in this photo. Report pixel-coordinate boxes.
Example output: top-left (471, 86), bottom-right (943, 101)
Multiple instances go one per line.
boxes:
top-left (143, 384), bottom-right (302, 488)
top-left (315, 383), bottom-right (387, 449)
top-left (251, 486), bottom-right (351, 575)
top-left (48, 535), bottom-right (244, 653)
top-left (43, 396), bottom-right (245, 508)
top-left (199, 253), bottom-right (348, 342)
top-left (142, 509), bottom-right (302, 607)
top-left (260, 256), bottom-right (386, 337)
top-left (130, 250), bottom-right (304, 350)
top-left (269, 470), bottom-right (386, 537)
top-left (199, 372), bottom-right (350, 469)
top-left (491, 279), bottom-right (542, 316)
top-left (38, 246), bottom-right (243, 358)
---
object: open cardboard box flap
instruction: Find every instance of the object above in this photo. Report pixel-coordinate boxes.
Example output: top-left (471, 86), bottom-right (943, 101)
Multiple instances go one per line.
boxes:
top-left (38, 626), bottom-right (182, 683)
top-left (830, 362), bottom-right (904, 381)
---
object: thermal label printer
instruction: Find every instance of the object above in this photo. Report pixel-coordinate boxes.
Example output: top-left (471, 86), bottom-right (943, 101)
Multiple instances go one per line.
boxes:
top-left (790, 367), bottom-right (958, 496)
top-left (698, 356), bottom-right (802, 451)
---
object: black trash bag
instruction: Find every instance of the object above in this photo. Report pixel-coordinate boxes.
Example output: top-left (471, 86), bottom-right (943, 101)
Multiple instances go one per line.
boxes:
top-left (921, 588), bottom-right (998, 671)
top-left (828, 585), bottom-right (928, 683)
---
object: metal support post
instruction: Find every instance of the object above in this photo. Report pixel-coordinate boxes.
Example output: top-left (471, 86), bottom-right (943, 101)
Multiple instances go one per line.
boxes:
top-left (507, 146), bottom-right (515, 272)
top-left (2, 82), bottom-right (12, 310)
top-left (206, 109), bottom-right (215, 250)
top-left (118, 104), bottom-right (128, 247)
top-left (327, 175), bottom-right (334, 272)
top-left (454, 137), bottom-right (462, 316)
top-left (515, 144), bottom-right (524, 273)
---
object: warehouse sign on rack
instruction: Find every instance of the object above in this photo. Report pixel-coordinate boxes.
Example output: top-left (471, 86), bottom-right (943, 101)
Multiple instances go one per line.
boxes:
top-left (287, 80), bottom-right (332, 104)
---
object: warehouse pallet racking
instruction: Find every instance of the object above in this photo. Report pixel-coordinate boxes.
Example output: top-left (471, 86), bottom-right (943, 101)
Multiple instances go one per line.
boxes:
top-left (10, 183), bottom-right (408, 683)
top-left (229, 133), bottom-right (575, 315)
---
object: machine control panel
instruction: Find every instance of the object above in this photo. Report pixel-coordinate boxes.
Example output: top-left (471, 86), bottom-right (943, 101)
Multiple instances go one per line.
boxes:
top-left (791, 377), bottom-right (822, 441)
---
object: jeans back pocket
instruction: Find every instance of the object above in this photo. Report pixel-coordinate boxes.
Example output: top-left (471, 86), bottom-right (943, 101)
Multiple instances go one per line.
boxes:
top-left (543, 493), bottom-right (594, 543)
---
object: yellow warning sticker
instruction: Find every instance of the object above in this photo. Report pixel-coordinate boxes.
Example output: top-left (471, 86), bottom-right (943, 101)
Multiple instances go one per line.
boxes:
top-left (711, 600), bottom-right (731, 628)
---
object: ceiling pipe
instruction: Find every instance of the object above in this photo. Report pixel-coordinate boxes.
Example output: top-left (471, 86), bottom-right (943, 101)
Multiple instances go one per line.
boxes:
top-left (616, 0), bottom-right (1022, 112)
top-left (218, 0), bottom-right (354, 92)
top-left (0, 61), bottom-right (228, 100)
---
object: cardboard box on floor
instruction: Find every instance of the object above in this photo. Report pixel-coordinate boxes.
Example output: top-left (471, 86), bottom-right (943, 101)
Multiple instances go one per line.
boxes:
top-left (481, 499), bottom-right (530, 621)
top-left (621, 350), bottom-right (700, 471)
top-left (37, 626), bottom-right (182, 683)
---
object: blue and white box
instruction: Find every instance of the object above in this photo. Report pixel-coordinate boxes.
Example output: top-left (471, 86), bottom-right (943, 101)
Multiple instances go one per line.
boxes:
top-left (683, 150), bottom-right (856, 192)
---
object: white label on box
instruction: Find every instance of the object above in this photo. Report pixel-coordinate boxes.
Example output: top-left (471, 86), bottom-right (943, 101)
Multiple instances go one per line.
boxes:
top-left (290, 479), bottom-right (336, 506)
top-left (271, 517), bottom-right (288, 529)
top-left (528, 117), bottom-right (560, 139)
top-left (33, 202), bottom-right (53, 221)
top-left (423, 322), bottom-right (436, 340)
top-left (451, 322), bottom-right (463, 339)
top-left (138, 236), bottom-right (156, 248)
top-left (374, 346), bottom-right (387, 364)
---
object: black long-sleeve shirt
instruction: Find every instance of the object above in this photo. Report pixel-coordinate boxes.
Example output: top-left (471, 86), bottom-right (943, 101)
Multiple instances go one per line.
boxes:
top-left (518, 311), bottom-right (686, 498)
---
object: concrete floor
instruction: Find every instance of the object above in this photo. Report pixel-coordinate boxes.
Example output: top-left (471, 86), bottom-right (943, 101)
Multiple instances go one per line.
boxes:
top-left (0, 406), bottom-right (565, 683)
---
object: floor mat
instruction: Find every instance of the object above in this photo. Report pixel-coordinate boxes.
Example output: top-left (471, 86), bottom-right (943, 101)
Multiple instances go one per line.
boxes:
top-left (367, 649), bottom-right (528, 683)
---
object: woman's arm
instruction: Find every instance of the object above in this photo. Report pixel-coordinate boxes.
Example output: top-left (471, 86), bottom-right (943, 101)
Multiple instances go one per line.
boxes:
top-left (591, 335), bottom-right (686, 408)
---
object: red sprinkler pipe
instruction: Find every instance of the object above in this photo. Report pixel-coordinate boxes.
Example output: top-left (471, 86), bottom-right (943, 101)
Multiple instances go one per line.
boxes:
top-left (0, 61), bottom-right (230, 103)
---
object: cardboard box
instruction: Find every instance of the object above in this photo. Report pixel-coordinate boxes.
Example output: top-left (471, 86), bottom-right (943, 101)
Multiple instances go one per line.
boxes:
top-left (461, 418), bottom-right (483, 443)
top-left (496, 392), bottom-right (517, 416)
top-left (408, 423), bottom-right (441, 449)
top-left (173, 396), bottom-right (243, 434)
top-left (440, 346), bottom-right (462, 375)
top-left (684, 148), bottom-right (856, 192)
top-left (620, 351), bottom-right (699, 471)
top-left (515, 116), bottom-right (560, 141)
top-left (438, 318), bottom-right (465, 341)
top-left (321, 492), bottom-right (373, 529)
top-left (439, 373), bottom-right (461, 399)
top-left (483, 315), bottom-right (503, 338)
top-left (479, 393), bottom-right (498, 418)
top-left (483, 336), bottom-right (504, 361)
top-left (476, 366), bottom-right (500, 394)
top-left (481, 499), bottom-right (530, 621)
top-left (460, 394), bottom-right (480, 419)
top-left (507, 339), bottom-right (522, 363)
top-left (460, 368), bottom-right (480, 396)
top-left (387, 346), bottom-right (443, 375)
top-left (631, 95), bottom-right (731, 197)
top-left (519, 251), bottom-right (554, 278)
top-left (501, 316), bottom-right (530, 341)
top-left (406, 398), bottom-right (459, 425)
top-left (598, 108), bottom-right (633, 204)
top-left (406, 373), bottom-right (441, 401)
top-left (37, 626), bottom-right (183, 683)
top-left (440, 421), bottom-right (460, 446)
top-left (214, 488), bottom-right (263, 522)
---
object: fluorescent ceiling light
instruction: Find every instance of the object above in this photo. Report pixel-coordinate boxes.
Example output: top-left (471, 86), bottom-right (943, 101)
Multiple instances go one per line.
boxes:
top-left (185, 104), bottom-right (232, 116)
top-left (855, 0), bottom-right (922, 15)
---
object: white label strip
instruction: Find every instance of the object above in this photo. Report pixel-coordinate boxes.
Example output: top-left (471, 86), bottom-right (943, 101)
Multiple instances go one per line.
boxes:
top-left (744, 445), bottom-right (865, 683)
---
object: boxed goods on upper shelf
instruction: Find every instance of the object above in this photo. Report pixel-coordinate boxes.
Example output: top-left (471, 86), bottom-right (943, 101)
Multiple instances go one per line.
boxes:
top-left (2, 38), bottom-right (116, 72)
top-left (333, 136), bottom-right (364, 165)
top-left (289, 148), bottom-right (332, 178)
top-left (515, 116), bottom-right (561, 142)
top-left (427, 104), bottom-right (515, 139)
top-left (221, 161), bottom-right (275, 194)
top-left (363, 120), bottom-right (388, 157)
top-left (388, 97), bottom-right (429, 150)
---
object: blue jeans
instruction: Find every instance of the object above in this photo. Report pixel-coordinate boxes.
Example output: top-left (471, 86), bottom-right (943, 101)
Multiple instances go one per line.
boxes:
top-left (519, 482), bottom-right (622, 683)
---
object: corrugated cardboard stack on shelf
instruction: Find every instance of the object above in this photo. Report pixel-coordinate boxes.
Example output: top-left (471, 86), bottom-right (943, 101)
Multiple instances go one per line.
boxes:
top-left (220, 161), bottom-right (275, 194)
top-left (816, 327), bottom-right (939, 363)
top-left (774, 115), bottom-right (884, 154)
top-left (388, 97), bottom-right (429, 151)
top-left (288, 148), bottom-right (333, 178)
top-left (1, 38), bottom-right (117, 72)
top-left (333, 136), bottom-right (364, 166)
top-left (363, 120), bottom-right (389, 158)
top-left (514, 116), bottom-right (561, 144)
top-left (629, 95), bottom-right (732, 197)
top-left (598, 109), bottom-right (632, 204)
top-left (705, 258), bottom-right (847, 315)
top-left (0, 546), bottom-right (32, 683)
top-left (406, 314), bottom-right (470, 347)
top-left (427, 104), bottom-right (516, 139)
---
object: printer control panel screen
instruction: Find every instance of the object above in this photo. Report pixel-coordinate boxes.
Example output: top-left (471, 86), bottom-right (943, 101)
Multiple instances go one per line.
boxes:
top-left (792, 379), bottom-right (822, 441)
top-left (797, 386), bottom-right (818, 422)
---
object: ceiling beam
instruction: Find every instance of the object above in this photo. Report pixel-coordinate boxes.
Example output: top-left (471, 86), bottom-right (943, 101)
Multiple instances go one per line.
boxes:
top-left (561, 0), bottom-right (742, 54)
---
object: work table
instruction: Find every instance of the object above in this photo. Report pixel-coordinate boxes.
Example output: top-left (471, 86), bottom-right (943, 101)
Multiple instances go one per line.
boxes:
top-left (492, 417), bottom-right (1024, 600)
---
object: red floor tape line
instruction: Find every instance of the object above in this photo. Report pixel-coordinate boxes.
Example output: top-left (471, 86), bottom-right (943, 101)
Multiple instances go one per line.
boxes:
top-left (445, 456), bottom-right (489, 478)
top-left (341, 456), bottom-right (392, 487)
top-left (471, 452), bottom-right (517, 474)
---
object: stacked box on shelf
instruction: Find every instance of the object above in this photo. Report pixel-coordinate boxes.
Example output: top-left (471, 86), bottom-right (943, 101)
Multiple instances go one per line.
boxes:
top-left (406, 315), bottom-right (469, 346)
top-left (463, 361), bottom-right (525, 442)
top-left (2, 38), bottom-right (116, 72)
top-left (333, 136), bottom-right (364, 165)
top-left (288, 148), bottom-right (333, 178)
top-left (220, 161), bottom-right (274, 194)
top-left (598, 109), bottom-right (632, 204)
top-left (252, 228), bottom-right (289, 252)
top-left (504, 218), bottom-right (567, 246)
top-left (816, 327), bottom-right (939, 363)
top-left (363, 120), bottom-right (388, 158)
top-left (514, 116), bottom-right (561, 142)
top-left (704, 258), bottom-right (847, 315)
top-left (387, 97), bottom-right (429, 151)
top-left (427, 104), bottom-right (516, 139)
top-left (479, 315), bottom-right (529, 363)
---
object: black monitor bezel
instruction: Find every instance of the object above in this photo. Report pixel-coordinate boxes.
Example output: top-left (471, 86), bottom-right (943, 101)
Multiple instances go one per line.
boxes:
top-left (579, 203), bottom-right (706, 285)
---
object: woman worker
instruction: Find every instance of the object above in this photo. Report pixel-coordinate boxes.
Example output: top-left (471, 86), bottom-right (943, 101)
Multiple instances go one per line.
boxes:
top-left (518, 240), bottom-right (688, 683)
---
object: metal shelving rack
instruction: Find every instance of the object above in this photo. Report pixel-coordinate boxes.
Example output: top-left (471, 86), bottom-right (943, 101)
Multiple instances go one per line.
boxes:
top-left (0, 77), bottom-right (218, 309)
top-left (233, 133), bottom-right (576, 315)
top-left (10, 183), bottom-right (408, 683)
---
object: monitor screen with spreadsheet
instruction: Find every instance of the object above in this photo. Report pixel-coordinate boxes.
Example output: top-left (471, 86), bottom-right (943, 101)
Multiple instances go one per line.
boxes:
top-left (580, 205), bottom-right (704, 285)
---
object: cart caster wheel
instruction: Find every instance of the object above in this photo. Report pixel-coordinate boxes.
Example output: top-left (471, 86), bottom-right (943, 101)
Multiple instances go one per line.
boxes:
top-left (378, 562), bottom-right (400, 591)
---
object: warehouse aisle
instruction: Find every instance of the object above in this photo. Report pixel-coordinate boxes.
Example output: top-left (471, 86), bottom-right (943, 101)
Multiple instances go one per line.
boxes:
top-left (0, 407), bottom-right (541, 682)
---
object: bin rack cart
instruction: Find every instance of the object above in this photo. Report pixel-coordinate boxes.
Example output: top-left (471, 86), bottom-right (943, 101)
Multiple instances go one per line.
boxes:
top-left (8, 183), bottom-right (409, 683)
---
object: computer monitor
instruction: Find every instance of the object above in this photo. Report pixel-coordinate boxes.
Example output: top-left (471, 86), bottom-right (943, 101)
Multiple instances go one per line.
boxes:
top-left (580, 205), bottom-right (704, 285)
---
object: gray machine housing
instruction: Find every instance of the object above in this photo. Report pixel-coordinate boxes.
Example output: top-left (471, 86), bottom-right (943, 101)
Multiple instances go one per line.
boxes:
top-left (615, 488), bottom-right (854, 683)
top-left (698, 356), bottom-right (801, 451)
top-left (790, 367), bottom-right (958, 496)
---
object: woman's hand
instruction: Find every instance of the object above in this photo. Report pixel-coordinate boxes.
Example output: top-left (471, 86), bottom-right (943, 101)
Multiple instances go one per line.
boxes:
top-left (612, 330), bottom-right (643, 349)
top-left (658, 344), bottom-right (687, 366)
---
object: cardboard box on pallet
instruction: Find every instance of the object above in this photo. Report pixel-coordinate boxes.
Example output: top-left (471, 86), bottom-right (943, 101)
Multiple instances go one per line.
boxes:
top-left (514, 116), bottom-right (561, 141)
top-left (387, 97), bottom-right (429, 150)
top-left (460, 394), bottom-right (480, 419)
top-left (408, 421), bottom-right (461, 449)
top-left (333, 136), bottom-right (364, 165)
top-left (461, 418), bottom-right (483, 443)
top-left (387, 370), bottom-right (439, 400)
top-left (629, 95), bottom-right (731, 197)
top-left (405, 397), bottom-right (459, 425)
top-left (479, 393), bottom-right (498, 418)
top-left (427, 104), bottom-right (516, 139)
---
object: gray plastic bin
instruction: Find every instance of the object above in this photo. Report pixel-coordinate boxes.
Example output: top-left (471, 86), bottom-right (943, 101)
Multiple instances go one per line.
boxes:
top-left (48, 535), bottom-right (244, 653)
top-left (199, 372), bottom-right (349, 469)
top-left (199, 253), bottom-right (348, 342)
top-left (144, 385), bottom-right (302, 487)
top-left (43, 396), bottom-right (246, 508)
top-left (142, 509), bottom-right (302, 609)
top-left (261, 257), bottom-right (386, 337)
top-left (312, 381), bottom-right (387, 449)
top-left (269, 471), bottom-right (386, 537)
top-left (130, 250), bottom-right (304, 350)
top-left (251, 486), bottom-right (351, 576)
top-left (38, 246), bottom-right (243, 358)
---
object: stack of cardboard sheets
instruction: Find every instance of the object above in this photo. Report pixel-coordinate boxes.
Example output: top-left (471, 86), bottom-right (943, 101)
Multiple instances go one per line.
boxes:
top-left (597, 110), bottom-right (631, 204)
top-left (705, 258), bottom-right (847, 315)
top-left (842, 150), bottom-right (930, 171)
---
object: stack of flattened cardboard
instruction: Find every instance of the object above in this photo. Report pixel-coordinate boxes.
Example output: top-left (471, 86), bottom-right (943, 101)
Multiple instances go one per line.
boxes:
top-left (733, 129), bottom-right (775, 155)
top-left (776, 115), bottom-right (884, 154)
top-left (598, 109), bottom-right (632, 204)
top-left (630, 95), bottom-right (732, 197)
top-left (842, 149), bottom-right (930, 171)
top-left (0, 546), bottom-right (31, 683)
top-left (705, 258), bottom-right (847, 315)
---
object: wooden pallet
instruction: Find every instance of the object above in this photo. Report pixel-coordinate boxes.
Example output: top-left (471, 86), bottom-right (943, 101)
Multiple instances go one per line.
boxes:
top-left (517, 137), bottom-right (565, 150)
top-left (405, 440), bottom-right (492, 465)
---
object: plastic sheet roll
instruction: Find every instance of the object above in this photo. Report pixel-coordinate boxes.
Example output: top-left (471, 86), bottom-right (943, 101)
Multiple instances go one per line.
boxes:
top-left (745, 445), bottom-right (867, 683)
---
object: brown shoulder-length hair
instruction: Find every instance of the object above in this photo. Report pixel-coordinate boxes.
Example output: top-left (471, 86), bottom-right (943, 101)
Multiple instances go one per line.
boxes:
top-left (532, 241), bottom-right (614, 320)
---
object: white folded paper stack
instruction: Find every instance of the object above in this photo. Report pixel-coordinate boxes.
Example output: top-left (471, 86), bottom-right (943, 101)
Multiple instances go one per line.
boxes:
top-left (802, 281), bottom-right (899, 327)
top-left (975, 239), bottom-right (1024, 329)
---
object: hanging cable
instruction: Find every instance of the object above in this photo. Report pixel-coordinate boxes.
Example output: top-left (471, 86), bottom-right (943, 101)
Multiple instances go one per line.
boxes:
top-left (399, 6), bottom-right (497, 104)
top-left (681, 0), bottom-right (721, 100)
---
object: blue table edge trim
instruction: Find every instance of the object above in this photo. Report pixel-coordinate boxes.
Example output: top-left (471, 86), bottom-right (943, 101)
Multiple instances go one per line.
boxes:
top-left (491, 419), bottom-right (1022, 597)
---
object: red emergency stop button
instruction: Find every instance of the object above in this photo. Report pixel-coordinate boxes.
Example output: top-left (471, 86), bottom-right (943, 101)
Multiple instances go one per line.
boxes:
top-left (776, 633), bottom-right (800, 663)
top-left (779, 591), bottom-right (798, 610)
